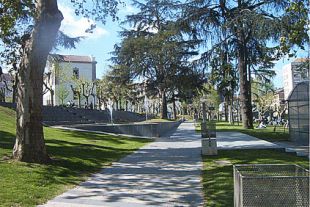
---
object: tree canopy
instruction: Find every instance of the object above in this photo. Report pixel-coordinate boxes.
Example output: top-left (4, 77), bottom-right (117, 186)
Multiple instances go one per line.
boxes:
top-left (112, 0), bottom-right (204, 118)
top-left (181, 0), bottom-right (309, 128)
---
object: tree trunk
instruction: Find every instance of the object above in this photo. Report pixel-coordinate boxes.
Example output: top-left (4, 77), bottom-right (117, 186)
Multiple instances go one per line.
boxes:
top-left (85, 96), bottom-right (89, 106)
top-left (78, 93), bottom-right (81, 108)
top-left (98, 97), bottom-right (102, 110)
top-left (172, 93), bottom-right (177, 119)
top-left (230, 93), bottom-right (234, 124)
top-left (92, 95), bottom-right (96, 109)
top-left (238, 41), bottom-right (253, 129)
top-left (12, 73), bottom-right (18, 103)
top-left (13, 0), bottom-right (63, 163)
top-left (224, 97), bottom-right (228, 122)
top-left (115, 99), bottom-right (119, 110)
top-left (50, 89), bottom-right (54, 106)
top-left (160, 89), bottom-right (167, 119)
top-left (0, 88), bottom-right (5, 102)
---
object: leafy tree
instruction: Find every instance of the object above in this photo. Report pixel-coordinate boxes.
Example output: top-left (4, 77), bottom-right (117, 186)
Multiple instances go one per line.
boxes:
top-left (96, 77), bottom-right (110, 109)
top-left (106, 65), bottom-right (133, 110)
top-left (295, 59), bottom-right (310, 79)
top-left (81, 79), bottom-right (96, 107)
top-left (252, 77), bottom-right (275, 121)
top-left (70, 82), bottom-right (83, 108)
top-left (206, 47), bottom-right (238, 122)
top-left (0, 0), bottom-right (120, 163)
top-left (42, 71), bottom-right (55, 106)
top-left (113, 0), bottom-right (201, 118)
top-left (182, 0), bottom-right (309, 128)
top-left (56, 84), bottom-right (69, 105)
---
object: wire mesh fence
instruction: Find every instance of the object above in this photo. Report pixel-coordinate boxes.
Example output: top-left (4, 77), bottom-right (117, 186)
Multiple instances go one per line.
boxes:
top-left (234, 164), bottom-right (309, 207)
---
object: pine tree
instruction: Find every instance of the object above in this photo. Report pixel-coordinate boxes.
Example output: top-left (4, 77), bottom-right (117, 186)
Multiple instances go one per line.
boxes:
top-left (181, 0), bottom-right (309, 128)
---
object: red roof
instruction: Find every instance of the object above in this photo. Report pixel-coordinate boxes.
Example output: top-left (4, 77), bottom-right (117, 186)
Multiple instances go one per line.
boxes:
top-left (293, 58), bottom-right (309, 63)
top-left (50, 54), bottom-right (95, 63)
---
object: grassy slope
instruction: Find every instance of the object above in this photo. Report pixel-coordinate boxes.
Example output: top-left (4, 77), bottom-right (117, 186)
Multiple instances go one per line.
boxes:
top-left (0, 106), bottom-right (150, 207)
top-left (197, 121), bottom-right (289, 142)
top-left (202, 149), bottom-right (309, 207)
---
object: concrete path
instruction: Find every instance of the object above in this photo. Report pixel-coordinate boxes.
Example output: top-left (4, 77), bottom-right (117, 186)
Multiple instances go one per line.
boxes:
top-left (216, 132), bottom-right (309, 158)
top-left (216, 132), bottom-right (283, 149)
top-left (39, 122), bottom-right (203, 207)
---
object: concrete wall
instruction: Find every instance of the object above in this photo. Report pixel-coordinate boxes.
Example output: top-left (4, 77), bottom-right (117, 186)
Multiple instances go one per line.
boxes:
top-left (283, 61), bottom-right (309, 100)
top-left (283, 64), bottom-right (293, 100)
top-left (68, 121), bottom-right (182, 138)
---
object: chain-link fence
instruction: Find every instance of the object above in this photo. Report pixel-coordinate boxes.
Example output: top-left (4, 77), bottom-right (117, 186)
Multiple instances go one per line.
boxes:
top-left (234, 164), bottom-right (309, 207)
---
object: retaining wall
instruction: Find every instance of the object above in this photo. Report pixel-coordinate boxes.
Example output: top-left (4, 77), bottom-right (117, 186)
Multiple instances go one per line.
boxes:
top-left (67, 121), bottom-right (182, 138)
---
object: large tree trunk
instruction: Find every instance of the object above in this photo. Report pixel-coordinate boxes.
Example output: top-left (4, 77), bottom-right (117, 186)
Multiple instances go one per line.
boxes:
top-left (238, 40), bottom-right (253, 129)
top-left (13, 0), bottom-right (63, 163)
top-left (160, 89), bottom-right (168, 119)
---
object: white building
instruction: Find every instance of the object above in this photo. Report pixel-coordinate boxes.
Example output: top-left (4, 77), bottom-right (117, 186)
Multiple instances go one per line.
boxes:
top-left (43, 54), bottom-right (97, 106)
top-left (282, 58), bottom-right (309, 100)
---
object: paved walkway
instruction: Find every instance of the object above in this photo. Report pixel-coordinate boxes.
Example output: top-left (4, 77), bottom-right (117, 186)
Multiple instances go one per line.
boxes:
top-left (216, 132), bottom-right (283, 149)
top-left (216, 132), bottom-right (309, 157)
top-left (39, 122), bottom-right (307, 207)
top-left (40, 122), bottom-right (203, 207)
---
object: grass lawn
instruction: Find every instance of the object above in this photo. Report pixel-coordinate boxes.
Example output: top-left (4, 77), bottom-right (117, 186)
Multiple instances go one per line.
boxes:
top-left (0, 106), bottom-right (151, 207)
top-left (196, 121), bottom-right (289, 142)
top-left (142, 118), bottom-right (175, 122)
top-left (202, 149), bottom-right (309, 207)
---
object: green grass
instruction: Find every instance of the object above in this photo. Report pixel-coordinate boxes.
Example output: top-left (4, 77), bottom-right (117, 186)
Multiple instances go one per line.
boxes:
top-left (197, 121), bottom-right (289, 142)
top-left (202, 149), bottom-right (309, 207)
top-left (0, 106), bottom-right (151, 207)
top-left (143, 118), bottom-right (175, 122)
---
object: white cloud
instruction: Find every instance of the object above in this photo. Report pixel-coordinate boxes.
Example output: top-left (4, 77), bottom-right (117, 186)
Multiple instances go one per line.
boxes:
top-left (58, 4), bottom-right (109, 39)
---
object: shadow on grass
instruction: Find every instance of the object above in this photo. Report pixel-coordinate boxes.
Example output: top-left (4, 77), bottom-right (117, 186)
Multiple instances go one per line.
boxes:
top-left (0, 130), bottom-right (15, 156)
top-left (1, 127), bottom-right (151, 196)
top-left (42, 130), bottom-right (150, 186)
top-left (46, 129), bottom-right (131, 144)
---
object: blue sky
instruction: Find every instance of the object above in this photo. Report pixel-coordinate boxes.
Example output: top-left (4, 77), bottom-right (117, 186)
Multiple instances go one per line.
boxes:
top-left (55, 1), bottom-right (137, 78)
top-left (56, 1), bottom-right (309, 88)
top-left (3, 1), bottom-right (307, 88)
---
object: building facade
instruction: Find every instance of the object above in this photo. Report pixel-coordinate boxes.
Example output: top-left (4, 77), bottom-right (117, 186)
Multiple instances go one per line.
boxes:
top-left (283, 58), bottom-right (309, 100)
top-left (43, 54), bottom-right (97, 106)
top-left (271, 88), bottom-right (285, 109)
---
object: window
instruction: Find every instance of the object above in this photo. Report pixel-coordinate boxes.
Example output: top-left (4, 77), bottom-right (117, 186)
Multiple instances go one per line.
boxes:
top-left (73, 91), bottom-right (79, 100)
top-left (73, 67), bottom-right (79, 79)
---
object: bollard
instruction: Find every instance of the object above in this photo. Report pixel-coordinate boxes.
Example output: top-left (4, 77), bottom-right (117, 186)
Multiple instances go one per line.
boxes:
top-left (201, 138), bottom-right (218, 155)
